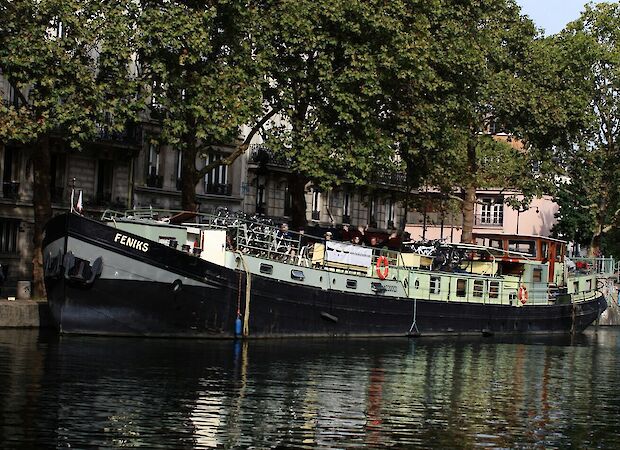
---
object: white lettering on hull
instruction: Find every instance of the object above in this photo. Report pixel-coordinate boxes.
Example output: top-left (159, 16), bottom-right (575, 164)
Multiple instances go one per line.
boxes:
top-left (114, 233), bottom-right (150, 252)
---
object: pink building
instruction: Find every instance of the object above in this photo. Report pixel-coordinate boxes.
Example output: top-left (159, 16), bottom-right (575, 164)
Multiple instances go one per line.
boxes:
top-left (405, 191), bottom-right (559, 243)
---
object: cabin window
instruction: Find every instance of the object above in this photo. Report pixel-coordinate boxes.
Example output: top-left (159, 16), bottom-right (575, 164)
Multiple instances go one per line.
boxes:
top-left (489, 239), bottom-right (503, 250)
top-left (573, 281), bottom-right (579, 294)
top-left (259, 264), bottom-right (273, 275)
top-left (456, 279), bottom-right (467, 297)
top-left (430, 276), bottom-right (441, 294)
top-left (346, 279), bottom-right (357, 289)
top-left (533, 268), bottom-right (543, 283)
top-left (291, 269), bottom-right (305, 281)
top-left (473, 279), bottom-right (484, 297)
top-left (541, 242), bottom-right (549, 260)
top-left (489, 281), bottom-right (500, 299)
top-left (555, 245), bottom-right (563, 262)
top-left (508, 240), bottom-right (535, 256)
top-left (586, 279), bottom-right (592, 291)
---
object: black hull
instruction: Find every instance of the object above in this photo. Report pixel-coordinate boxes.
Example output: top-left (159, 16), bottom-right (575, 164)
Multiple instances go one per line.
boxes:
top-left (43, 214), bottom-right (608, 338)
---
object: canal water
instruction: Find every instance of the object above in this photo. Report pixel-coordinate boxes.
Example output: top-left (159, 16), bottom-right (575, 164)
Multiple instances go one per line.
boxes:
top-left (1, 328), bottom-right (619, 449)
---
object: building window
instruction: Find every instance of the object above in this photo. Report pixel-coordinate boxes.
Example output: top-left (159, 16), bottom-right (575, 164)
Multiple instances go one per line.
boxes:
top-left (96, 160), bottom-right (113, 204)
top-left (312, 189), bottom-right (321, 221)
top-left (284, 185), bottom-right (292, 216)
top-left (204, 153), bottom-right (229, 195)
top-left (343, 192), bottom-right (351, 223)
top-left (8, 84), bottom-right (20, 108)
top-left (148, 144), bottom-right (159, 176)
top-left (430, 276), bottom-right (441, 294)
top-left (387, 199), bottom-right (395, 229)
top-left (50, 153), bottom-right (67, 203)
top-left (368, 197), bottom-right (376, 227)
top-left (480, 198), bottom-right (503, 225)
top-left (2, 146), bottom-right (19, 200)
top-left (151, 81), bottom-right (164, 108)
top-left (256, 185), bottom-right (265, 213)
top-left (175, 149), bottom-right (182, 190)
top-left (146, 144), bottom-right (162, 188)
top-left (0, 219), bottom-right (19, 254)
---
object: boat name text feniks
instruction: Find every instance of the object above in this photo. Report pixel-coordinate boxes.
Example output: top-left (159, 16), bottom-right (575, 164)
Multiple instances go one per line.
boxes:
top-left (114, 233), bottom-right (150, 252)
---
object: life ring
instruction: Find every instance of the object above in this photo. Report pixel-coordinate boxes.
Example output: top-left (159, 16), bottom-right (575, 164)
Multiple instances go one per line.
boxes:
top-left (376, 256), bottom-right (389, 280)
top-left (518, 285), bottom-right (528, 304)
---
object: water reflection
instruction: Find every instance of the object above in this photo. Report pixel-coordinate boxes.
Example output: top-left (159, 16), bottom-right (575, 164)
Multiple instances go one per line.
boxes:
top-left (0, 329), bottom-right (619, 448)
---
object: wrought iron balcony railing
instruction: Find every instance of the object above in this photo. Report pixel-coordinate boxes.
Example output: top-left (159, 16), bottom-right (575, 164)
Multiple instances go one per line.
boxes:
top-left (249, 144), bottom-right (292, 168)
top-left (146, 174), bottom-right (163, 188)
top-left (205, 183), bottom-right (232, 196)
top-left (95, 122), bottom-right (142, 147)
top-left (474, 213), bottom-right (504, 227)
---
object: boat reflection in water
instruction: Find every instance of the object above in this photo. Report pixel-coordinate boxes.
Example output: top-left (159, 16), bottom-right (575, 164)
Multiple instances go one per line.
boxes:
top-left (1, 329), bottom-right (620, 448)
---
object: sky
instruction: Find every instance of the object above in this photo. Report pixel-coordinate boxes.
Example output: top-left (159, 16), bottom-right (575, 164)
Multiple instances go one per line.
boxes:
top-left (516, 0), bottom-right (591, 35)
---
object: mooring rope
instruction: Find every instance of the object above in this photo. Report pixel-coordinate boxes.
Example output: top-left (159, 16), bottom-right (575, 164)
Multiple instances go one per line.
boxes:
top-left (571, 294), bottom-right (576, 335)
top-left (235, 251), bottom-right (252, 337)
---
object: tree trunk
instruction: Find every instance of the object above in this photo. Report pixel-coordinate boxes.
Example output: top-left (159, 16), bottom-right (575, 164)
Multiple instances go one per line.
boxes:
top-left (461, 184), bottom-right (476, 243)
top-left (180, 145), bottom-right (198, 212)
top-left (461, 139), bottom-right (478, 244)
top-left (288, 173), bottom-right (308, 231)
top-left (32, 136), bottom-right (53, 299)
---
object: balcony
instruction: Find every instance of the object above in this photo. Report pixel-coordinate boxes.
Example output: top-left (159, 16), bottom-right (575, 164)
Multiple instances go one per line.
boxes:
top-left (249, 144), bottom-right (291, 168)
top-left (370, 170), bottom-right (407, 188)
top-left (95, 122), bottom-right (142, 148)
top-left (2, 182), bottom-right (19, 200)
top-left (146, 174), bottom-right (163, 188)
top-left (205, 183), bottom-right (232, 196)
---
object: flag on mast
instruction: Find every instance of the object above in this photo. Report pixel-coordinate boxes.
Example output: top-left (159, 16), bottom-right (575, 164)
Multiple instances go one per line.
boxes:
top-left (76, 190), bottom-right (83, 214)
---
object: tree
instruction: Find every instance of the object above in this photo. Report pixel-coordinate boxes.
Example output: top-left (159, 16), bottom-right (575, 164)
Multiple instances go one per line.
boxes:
top-left (135, 0), bottom-right (267, 212)
top-left (411, 0), bottom-right (545, 243)
top-left (550, 3), bottom-right (620, 256)
top-left (255, 0), bottom-right (416, 230)
top-left (0, 0), bottom-right (139, 297)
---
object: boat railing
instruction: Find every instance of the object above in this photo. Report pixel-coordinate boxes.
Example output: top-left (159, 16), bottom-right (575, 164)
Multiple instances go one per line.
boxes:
top-left (570, 257), bottom-right (616, 277)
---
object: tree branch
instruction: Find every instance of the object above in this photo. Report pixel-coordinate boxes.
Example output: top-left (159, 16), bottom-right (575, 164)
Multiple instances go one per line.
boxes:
top-left (196, 108), bottom-right (278, 178)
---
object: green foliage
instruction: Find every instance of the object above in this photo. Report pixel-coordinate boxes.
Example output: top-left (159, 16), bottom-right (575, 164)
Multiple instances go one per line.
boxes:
top-left (550, 3), bottom-right (620, 254)
top-left (256, 0), bottom-right (408, 189)
top-left (0, 0), bottom-right (141, 146)
top-left (135, 0), bottom-right (262, 152)
top-left (396, 0), bottom-right (550, 240)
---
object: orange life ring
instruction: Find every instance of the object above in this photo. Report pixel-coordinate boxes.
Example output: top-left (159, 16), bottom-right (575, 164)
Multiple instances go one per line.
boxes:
top-left (518, 285), bottom-right (528, 304)
top-left (376, 256), bottom-right (389, 280)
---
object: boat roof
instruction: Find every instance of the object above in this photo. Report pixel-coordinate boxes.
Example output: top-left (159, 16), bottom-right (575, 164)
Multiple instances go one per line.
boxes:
top-left (473, 232), bottom-right (567, 245)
